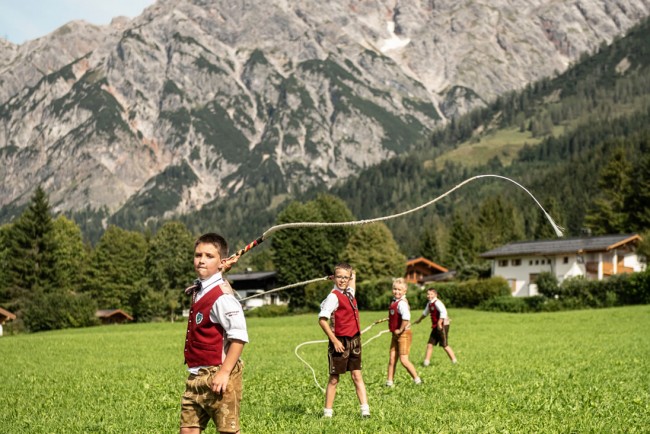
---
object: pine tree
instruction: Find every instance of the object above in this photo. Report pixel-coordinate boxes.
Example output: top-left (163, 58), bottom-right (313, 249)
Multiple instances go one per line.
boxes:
top-left (585, 147), bottom-right (632, 234)
top-left (4, 186), bottom-right (56, 303)
top-left (341, 222), bottom-right (406, 282)
top-left (82, 225), bottom-right (147, 313)
top-left (419, 226), bottom-right (440, 262)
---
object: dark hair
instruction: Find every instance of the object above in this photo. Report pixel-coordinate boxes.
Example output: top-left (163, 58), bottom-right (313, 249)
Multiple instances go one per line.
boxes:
top-left (427, 287), bottom-right (438, 295)
top-left (334, 262), bottom-right (353, 273)
top-left (195, 233), bottom-right (228, 259)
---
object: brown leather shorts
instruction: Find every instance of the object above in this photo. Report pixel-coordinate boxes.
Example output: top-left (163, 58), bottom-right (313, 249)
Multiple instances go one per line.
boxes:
top-left (328, 334), bottom-right (362, 374)
top-left (390, 329), bottom-right (413, 355)
top-left (180, 360), bottom-right (244, 433)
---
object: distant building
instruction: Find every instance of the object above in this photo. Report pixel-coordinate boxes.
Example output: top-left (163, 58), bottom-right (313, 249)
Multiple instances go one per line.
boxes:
top-left (480, 233), bottom-right (645, 297)
top-left (227, 270), bottom-right (286, 310)
top-left (405, 257), bottom-right (449, 284)
top-left (95, 309), bottom-right (134, 325)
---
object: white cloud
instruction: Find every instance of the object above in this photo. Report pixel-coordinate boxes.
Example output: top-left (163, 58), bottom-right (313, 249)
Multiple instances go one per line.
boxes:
top-left (0, 0), bottom-right (156, 44)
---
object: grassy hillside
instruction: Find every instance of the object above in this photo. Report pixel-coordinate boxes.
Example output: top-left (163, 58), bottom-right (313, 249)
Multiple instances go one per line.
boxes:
top-left (1, 306), bottom-right (648, 432)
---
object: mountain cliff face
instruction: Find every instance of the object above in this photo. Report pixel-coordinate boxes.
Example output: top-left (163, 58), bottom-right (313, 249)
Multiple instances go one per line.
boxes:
top-left (1, 0), bottom-right (649, 223)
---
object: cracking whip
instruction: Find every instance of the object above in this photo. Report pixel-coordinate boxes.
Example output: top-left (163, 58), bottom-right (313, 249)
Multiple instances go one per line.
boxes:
top-left (228, 174), bottom-right (564, 261)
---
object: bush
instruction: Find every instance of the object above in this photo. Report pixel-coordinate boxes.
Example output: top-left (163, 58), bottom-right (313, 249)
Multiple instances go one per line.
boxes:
top-left (22, 291), bottom-right (98, 332)
top-left (423, 277), bottom-right (511, 308)
top-left (478, 295), bottom-right (531, 313)
top-left (536, 272), bottom-right (560, 298)
top-left (245, 304), bottom-right (289, 318)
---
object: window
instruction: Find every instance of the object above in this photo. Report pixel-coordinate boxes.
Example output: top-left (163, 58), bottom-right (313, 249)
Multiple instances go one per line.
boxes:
top-left (535, 260), bottom-right (539, 265)
top-left (529, 260), bottom-right (533, 265)
top-left (498, 259), bottom-right (508, 267)
top-left (563, 256), bottom-right (569, 264)
top-left (512, 259), bottom-right (521, 266)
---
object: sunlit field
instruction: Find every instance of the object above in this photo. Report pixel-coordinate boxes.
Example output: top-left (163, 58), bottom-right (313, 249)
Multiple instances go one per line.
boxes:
top-left (1, 306), bottom-right (649, 433)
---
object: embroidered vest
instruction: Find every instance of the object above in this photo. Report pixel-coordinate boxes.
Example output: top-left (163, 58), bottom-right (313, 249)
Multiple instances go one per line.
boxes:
top-left (429, 299), bottom-right (441, 328)
top-left (388, 298), bottom-right (406, 332)
top-left (184, 285), bottom-right (226, 367)
top-left (332, 289), bottom-right (360, 337)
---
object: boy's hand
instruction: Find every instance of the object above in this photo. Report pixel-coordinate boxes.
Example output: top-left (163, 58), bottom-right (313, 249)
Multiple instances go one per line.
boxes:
top-left (332, 337), bottom-right (345, 353)
top-left (220, 253), bottom-right (241, 273)
top-left (211, 369), bottom-right (230, 394)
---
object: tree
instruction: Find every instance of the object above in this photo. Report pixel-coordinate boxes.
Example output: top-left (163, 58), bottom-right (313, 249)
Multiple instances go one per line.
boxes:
top-left (341, 223), bottom-right (406, 282)
top-left (445, 212), bottom-right (478, 269)
top-left (625, 154), bottom-right (650, 232)
top-left (584, 148), bottom-right (632, 234)
top-left (141, 221), bottom-right (195, 320)
top-left (82, 225), bottom-right (147, 314)
top-left (474, 196), bottom-right (524, 254)
top-left (4, 186), bottom-right (57, 305)
top-left (50, 216), bottom-right (88, 292)
top-left (419, 225), bottom-right (440, 261)
top-left (533, 197), bottom-right (565, 240)
top-left (271, 194), bottom-right (355, 309)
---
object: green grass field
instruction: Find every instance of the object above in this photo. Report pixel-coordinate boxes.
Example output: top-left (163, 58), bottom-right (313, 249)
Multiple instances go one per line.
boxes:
top-left (1, 306), bottom-right (649, 433)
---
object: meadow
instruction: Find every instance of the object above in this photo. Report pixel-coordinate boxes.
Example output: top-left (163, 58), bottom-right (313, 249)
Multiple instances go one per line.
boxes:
top-left (1, 305), bottom-right (649, 433)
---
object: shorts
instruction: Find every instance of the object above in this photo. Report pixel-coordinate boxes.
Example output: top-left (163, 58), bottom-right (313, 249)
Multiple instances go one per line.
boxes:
top-left (428, 325), bottom-right (450, 347)
top-left (328, 334), bottom-right (362, 375)
top-left (180, 360), bottom-right (244, 433)
top-left (390, 329), bottom-right (412, 356)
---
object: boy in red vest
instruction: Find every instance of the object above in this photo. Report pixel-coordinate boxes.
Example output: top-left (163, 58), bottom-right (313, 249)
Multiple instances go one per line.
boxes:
top-left (180, 233), bottom-right (247, 434)
top-left (413, 287), bottom-right (457, 365)
top-left (318, 262), bottom-right (370, 418)
top-left (386, 278), bottom-right (422, 387)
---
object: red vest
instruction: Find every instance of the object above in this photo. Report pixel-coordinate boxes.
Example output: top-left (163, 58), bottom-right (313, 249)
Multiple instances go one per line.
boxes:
top-left (428, 299), bottom-right (441, 328)
top-left (388, 298), bottom-right (406, 332)
top-left (332, 290), bottom-right (360, 337)
top-left (184, 285), bottom-right (226, 367)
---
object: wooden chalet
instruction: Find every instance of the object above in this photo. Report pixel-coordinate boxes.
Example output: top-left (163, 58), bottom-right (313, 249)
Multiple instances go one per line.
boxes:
top-left (95, 309), bottom-right (134, 325)
top-left (405, 257), bottom-right (449, 284)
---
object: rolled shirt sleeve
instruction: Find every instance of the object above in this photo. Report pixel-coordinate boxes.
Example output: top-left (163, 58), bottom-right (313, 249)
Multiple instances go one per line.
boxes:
top-left (318, 291), bottom-right (340, 319)
top-left (210, 293), bottom-right (249, 343)
top-left (397, 299), bottom-right (411, 321)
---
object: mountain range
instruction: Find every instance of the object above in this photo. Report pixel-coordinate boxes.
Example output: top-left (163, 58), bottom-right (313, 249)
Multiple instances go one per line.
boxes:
top-left (1, 0), bottom-right (650, 231)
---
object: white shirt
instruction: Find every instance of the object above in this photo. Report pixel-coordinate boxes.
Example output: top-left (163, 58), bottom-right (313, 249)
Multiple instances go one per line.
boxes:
top-left (394, 296), bottom-right (411, 321)
top-left (318, 286), bottom-right (355, 319)
top-left (189, 272), bottom-right (248, 374)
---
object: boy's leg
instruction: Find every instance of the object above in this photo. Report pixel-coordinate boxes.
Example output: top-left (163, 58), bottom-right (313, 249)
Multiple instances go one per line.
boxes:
top-left (423, 343), bottom-right (434, 365)
top-left (387, 341), bottom-right (398, 383)
top-left (350, 369), bottom-right (370, 416)
top-left (444, 345), bottom-right (457, 363)
top-left (399, 354), bottom-right (420, 381)
top-left (325, 374), bottom-right (339, 410)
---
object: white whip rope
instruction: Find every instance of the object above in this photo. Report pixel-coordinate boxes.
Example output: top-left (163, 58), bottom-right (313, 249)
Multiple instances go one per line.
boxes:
top-left (239, 276), bottom-right (329, 301)
top-left (262, 174), bottom-right (564, 238)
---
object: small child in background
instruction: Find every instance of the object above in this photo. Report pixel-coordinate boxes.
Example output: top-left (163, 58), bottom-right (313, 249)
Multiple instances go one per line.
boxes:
top-left (386, 278), bottom-right (422, 387)
top-left (413, 287), bottom-right (457, 365)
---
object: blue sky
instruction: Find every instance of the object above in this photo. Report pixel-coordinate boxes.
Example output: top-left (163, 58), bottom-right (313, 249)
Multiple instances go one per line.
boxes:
top-left (0, 0), bottom-right (156, 44)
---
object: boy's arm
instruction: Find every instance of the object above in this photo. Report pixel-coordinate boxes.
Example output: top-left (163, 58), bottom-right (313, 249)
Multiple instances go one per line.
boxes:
top-left (349, 271), bottom-right (356, 291)
top-left (319, 317), bottom-right (344, 352)
top-left (210, 340), bottom-right (245, 394)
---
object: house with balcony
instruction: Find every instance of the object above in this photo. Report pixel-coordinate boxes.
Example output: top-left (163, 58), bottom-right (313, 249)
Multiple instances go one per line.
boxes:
top-left (480, 233), bottom-right (645, 297)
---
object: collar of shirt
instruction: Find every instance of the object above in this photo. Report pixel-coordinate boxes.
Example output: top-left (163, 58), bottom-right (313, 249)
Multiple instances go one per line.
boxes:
top-left (195, 272), bottom-right (225, 301)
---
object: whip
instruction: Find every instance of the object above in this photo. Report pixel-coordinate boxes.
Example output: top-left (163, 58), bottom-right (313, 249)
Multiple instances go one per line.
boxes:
top-left (228, 174), bottom-right (564, 261)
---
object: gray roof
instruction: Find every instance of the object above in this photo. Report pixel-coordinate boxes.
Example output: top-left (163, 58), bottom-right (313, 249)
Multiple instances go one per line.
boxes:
top-left (228, 270), bottom-right (277, 282)
top-left (480, 234), bottom-right (641, 258)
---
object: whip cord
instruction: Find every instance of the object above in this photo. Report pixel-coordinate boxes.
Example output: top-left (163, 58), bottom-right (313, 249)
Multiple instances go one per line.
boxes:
top-left (231, 174), bottom-right (563, 259)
